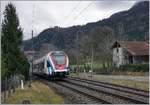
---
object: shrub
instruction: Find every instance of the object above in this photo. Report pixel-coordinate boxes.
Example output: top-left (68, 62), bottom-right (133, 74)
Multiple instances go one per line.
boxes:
top-left (119, 64), bottom-right (149, 72)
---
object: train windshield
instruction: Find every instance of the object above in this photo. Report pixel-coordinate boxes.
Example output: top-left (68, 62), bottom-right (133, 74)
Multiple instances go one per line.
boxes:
top-left (52, 53), bottom-right (66, 64)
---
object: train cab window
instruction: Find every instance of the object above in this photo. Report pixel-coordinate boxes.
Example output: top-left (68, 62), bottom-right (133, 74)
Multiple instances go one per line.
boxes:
top-left (52, 54), bottom-right (65, 64)
top-left (47, 60), bottom-right (51, 67)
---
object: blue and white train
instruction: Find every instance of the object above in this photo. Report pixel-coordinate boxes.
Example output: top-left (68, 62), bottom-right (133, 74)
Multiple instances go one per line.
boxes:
top-left (33, 51), bottom-right (69, 77)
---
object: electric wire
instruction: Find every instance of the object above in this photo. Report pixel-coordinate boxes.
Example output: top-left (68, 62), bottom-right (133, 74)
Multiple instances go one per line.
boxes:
top-left (63, 0), bottom-right (82, 26)
top-left (66, 1), bottom-right (94, 26)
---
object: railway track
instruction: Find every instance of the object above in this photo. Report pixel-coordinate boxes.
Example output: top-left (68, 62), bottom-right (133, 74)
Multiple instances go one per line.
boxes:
top-left (68, 76), bottom-right (149, 97)
top-left (55, 81), bottom-right (112, 104)
top-left (42, 79), bottom-right (110, 104)
top-left (61, 77), bottom-right (149, 104)
top-left (37, 75), bottom-right (149, 104)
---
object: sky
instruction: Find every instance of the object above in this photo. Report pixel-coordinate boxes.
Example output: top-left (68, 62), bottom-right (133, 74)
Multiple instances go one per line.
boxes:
top-left (1, 1), bottom-right (137, 40)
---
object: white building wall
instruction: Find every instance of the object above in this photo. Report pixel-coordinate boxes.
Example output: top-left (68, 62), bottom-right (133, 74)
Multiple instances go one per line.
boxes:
top-left (113, 45), bottom-right (149, 66)
top-left (113, 47), bottom-right (124, 67)
top-left (113, 48), bottom-right (118, 66)
top-left (118, 47), bottom-right (124, 66)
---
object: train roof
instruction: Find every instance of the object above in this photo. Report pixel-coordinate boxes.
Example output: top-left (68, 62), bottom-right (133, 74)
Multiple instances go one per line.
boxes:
top-left (33, 51), bottom-right (66, 64)
top-left (33, 56), bottom-right (45, 64)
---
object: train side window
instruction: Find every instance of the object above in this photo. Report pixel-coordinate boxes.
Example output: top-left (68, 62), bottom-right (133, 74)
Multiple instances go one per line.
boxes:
top-left (47, 60), bottom-right (51, 67)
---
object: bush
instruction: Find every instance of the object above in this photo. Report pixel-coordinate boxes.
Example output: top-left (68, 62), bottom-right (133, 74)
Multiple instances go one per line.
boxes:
top-left (119, 64), bottom-right (149, 72)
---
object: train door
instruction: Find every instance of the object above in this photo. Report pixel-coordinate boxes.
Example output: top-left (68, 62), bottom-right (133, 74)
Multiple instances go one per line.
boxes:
top-left (43, 58), bottom-right (47, 75)
top-left (47, 60), bottom-right (52, 75)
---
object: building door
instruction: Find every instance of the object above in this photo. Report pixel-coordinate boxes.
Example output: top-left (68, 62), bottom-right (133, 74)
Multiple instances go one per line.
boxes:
top-left (129, 56), bottom-right (133, 64)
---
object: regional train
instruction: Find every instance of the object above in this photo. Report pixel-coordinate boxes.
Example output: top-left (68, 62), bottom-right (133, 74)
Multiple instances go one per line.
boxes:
top-left (33, 51), bottom-right (69, 78)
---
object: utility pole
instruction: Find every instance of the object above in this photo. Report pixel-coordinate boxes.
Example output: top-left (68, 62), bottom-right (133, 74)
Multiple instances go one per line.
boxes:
top-left (29, 30), bottom-right (33, 87)
top-left (76, 31), bottom-right (79, 77)
top-left (29, 4), bottom-right (35, 87)
top-left (31, 30), bottom-right (33, 78)
top-left (91, 44), bottom-right (94, 79)
top-left (38, 35), bottom-right (40, 58)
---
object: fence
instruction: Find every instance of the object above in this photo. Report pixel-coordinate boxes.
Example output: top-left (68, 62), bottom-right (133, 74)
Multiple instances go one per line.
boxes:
top-left (1, 75), bottom-right (22, 102)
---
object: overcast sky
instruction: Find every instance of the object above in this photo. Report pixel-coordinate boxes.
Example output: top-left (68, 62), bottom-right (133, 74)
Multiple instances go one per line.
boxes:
top-left (1, 1), bottom-right (137, 40)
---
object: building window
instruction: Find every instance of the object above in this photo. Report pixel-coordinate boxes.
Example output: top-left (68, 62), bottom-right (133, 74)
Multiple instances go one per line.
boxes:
top-left (129, 56), bottom-right (133, 64)
top-left (117, 48), bottom-right (119, 53)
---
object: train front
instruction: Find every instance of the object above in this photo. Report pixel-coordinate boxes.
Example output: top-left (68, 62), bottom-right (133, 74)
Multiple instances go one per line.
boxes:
top-left (48, 51), bottom-right (69, 77)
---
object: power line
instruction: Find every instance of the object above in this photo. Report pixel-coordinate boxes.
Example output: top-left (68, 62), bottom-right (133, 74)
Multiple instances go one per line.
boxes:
top-left (72, 1), bottom-right (94, 75)
top-left (66, 1), bottom-right (94, 26)
top-left (63, 0), bottom-right (82, 26)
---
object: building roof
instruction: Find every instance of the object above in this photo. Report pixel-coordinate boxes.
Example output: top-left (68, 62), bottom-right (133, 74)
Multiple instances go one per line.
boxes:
top-left (111, 41), bottom-right (149, 56)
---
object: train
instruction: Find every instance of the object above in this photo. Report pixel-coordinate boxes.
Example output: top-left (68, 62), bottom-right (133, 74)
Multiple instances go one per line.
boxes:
top-left (33, 51), bottom-right (69, 78)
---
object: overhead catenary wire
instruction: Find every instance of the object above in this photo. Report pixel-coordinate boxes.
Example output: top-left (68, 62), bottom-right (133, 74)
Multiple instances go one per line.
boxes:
top-left (66, 1), bottom-right (94, 75)
top-left (66, 1), bottom-right (94, 26)
top-left (63, 0), bottom-right (82, 26)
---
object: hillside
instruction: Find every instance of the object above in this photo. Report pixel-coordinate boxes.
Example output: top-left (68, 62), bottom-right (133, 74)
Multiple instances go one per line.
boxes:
top-left (22, 1), bottom-right (149, 51)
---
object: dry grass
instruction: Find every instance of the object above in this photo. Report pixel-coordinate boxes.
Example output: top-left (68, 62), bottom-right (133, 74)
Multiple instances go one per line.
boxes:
top-left (112, 71), bottom-right (149, 76)
top-left (71, 73), bottom-right (149, 91)
top-left (3, 80), bottom-right (64, 104)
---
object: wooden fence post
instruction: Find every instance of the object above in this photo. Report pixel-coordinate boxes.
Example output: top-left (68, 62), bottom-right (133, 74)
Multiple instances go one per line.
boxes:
top-left (8, 77), bottom-right (11, 97)
top-left (4, 77), bottom-right (7, 101)
top-left (12, 75), bottom-right (15, 93)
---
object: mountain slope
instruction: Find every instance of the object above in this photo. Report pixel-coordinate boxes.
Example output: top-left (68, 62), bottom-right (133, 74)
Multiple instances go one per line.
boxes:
top-left (22, 1), bottom-right (149, 51)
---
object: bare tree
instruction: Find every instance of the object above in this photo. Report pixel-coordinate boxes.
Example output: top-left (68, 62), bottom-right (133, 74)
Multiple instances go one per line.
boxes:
top-left (83, 26), bottom-right (116, 68)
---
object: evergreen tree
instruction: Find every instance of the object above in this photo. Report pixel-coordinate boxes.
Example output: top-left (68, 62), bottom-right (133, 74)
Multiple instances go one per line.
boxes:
top-left (2, 3), bottom-right (29, 80)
